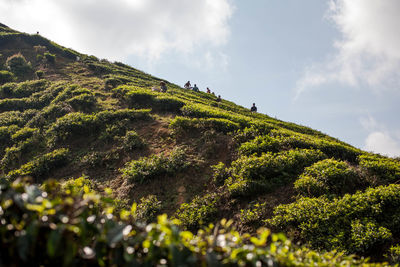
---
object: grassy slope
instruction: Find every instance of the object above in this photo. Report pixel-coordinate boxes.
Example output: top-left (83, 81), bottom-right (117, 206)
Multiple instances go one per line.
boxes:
top-left (1, 23), bottom-right (400, 263)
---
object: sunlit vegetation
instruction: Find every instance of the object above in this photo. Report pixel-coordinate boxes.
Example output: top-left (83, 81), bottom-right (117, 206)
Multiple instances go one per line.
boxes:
top-left (1, 22), bottom-right (400, 264)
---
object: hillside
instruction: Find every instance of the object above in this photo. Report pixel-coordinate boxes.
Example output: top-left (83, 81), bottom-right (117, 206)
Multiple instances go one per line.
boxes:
top-left (1, 23), bottom-right (400, 265)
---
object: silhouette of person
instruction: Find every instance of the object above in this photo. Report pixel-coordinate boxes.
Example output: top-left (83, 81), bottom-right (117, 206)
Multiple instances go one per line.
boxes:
top-left (250, 103), bottom-right (257, 112)
top-left (184, 81), bottom-right (191, 89)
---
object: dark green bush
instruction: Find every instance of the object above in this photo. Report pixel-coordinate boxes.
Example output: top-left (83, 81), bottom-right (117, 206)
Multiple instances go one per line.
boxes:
top-left (121, 130), bottom-right (145, 151)
top-left (35, 70), bottom-right (44, 79)
top-left (0, 79), bottom-right (48, 98)
top-left (44, 52), bottom-right (56, 63)
top-left (11, 127), bottom-right (39, 143)
top-left (135, 195), bottom-right (162, 223)
top-left (268, 184), bottom-right (400, 257)
top-left (7, 148), bottom-right (69, 181)
top-left (170, 116), bottom-right (240, 134)
top-left (46, 109), bottom-right (151, 144)
top-left (0, 70), bottom-right (15, 84)
top-left (225, 149), bottom-right (326, 197)
top-left (240, 202), bottom-right (268, 226)
top-left (212, 162), bottom-right (228, 185)
top-left (358, 153), bottom-right (400, 183)
top-left (1, 134), bottom-right (43, 172)
top-left (121, 147), bottom-right (188, 184)
top-left (294, 159), bottom-right (360, 197)
top-left (239, 130), bottom-right (361, 162)
top-left (67, 93), bottom-right (96, 112)
top-left (175, 193), bottom-right (219, 230)
top-left (5, 52), bottom-right (32, 76)
top-left (0, 178), bottom-right (376, 266)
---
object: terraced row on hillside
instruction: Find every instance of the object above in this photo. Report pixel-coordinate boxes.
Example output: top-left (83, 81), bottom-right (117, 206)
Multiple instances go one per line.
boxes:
top-left (1, 23), bottom-right (400, 264)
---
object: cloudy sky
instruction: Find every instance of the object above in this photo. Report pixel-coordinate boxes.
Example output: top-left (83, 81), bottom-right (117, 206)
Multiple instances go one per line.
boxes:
top-left (1, 0), bottom-right (399, 157)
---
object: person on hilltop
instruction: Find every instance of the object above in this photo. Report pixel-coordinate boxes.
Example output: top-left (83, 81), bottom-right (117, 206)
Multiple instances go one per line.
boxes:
top-left (160, 81), bottom-right (167, 92)
top-left (184, 81), bottom-right (191, 89)
top-left (216, 95), bottom-right (222, 102)
top-left (250, 103), bottom-right (257, 112)
top-left (193, 84), bottom-right (199, 92)
top-left (206, 87), bottom-right (211, 93)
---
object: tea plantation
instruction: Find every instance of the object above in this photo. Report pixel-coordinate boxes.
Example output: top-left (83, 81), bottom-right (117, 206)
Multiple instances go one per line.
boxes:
top-left (1, 23), bottom-right (399, 265)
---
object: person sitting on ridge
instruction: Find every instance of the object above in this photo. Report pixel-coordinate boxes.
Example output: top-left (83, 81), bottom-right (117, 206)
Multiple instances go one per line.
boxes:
top-left (250, 103), bottom-right (257, 112)
top-left (184, 81), bottom-right (191, 89)
top-left (216, 95), bottom-right (222, 102)
top-left (193, 84), bottom-right (199, 92)
top-left (206, 87), bottom-right (211, 93)
top-left (160, 81), bottom-right (167, 92)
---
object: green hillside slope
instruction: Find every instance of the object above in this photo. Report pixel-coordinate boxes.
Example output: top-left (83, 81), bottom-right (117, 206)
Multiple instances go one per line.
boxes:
top-left (1, 23), bottom-right (400, 265)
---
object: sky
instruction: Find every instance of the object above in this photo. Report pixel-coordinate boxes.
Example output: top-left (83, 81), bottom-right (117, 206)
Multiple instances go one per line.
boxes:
top-left (1, 0), bottom-right (400, 157)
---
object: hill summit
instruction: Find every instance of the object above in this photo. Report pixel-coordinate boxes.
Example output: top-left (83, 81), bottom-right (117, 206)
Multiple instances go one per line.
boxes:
top-left (1, 23), bottom-right (400, 265)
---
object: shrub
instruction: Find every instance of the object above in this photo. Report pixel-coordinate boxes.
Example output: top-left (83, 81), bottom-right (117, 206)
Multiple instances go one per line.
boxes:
top-left (170, 116), bottom-right (240, 134)
top-left (121, 147), bottom-right (188, 184)
top-left (5, 53), bottom-right (32, 76)
top-left (350, 219), bottom-right (392, 255)
top-left (44, 52), bottom-right (56, 63)
top-left (155, 96), bottom-right (186, 112)
top-left (35, 70), bottom-right (44, 79)
top-left (1, 135), bottom-right (43, 172)
top-left (0, 178), bottom-right (376, 266)
top-left (268, 184), bottom-right (400, 257)
top-left (7, 148), bottom-right (69, 181)
top-left (67, 93), bottom-right (96, 112)
top-left (240, 202), bottom-right (268, 226)
top-left (0, 70), bottom-right (15, 84)
top-left (211, 162), bottom-right (228, 185)
top-left (175, 193), bottom-right (219, 230)
top-left (225, 149), bottom-right (326, 197)
top-left (294, 159), bottom-right (360, 197)
top-left (359, 153), bottom-right (400, 183)
top-left (121, 130), bottom-right (145, 151)
top-left (11, 127), bottom-right (39, 143)
top-left (239, 130), bottom-right (361, 162)
top-left (47, 109), bottom-right (151, 144)
top-left (135, 195), bottom-right (162, 223)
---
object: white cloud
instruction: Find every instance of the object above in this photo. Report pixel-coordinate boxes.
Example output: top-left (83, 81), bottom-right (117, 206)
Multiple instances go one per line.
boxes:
top-left (360, 115), bottom-right (400, 157)
top-left (0, 0), bottom-right (234, 61)
top-left (364, 131), bottom-right (400, 158)
top-left (296, 0), bottom-right (400, 97)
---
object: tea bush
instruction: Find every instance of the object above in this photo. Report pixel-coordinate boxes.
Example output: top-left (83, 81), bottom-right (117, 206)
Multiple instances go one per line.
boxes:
top-left (0, 70), bottom-right (15, 84)
top-left (181, 103), bottom-right (251, 127)
top-left (268, 184), bottom-right (400, 257)
top-left (11, 127), bottom-right (39, 143)
top-left (1, 135), bottom-right (43, 172)
top-left (170, 116), bottom-right (240, 134)
top-left (239, 130), bottom-right (361, 162)
top-left (225, 149), bottom-right (326, 197)
top-left (113, 86), bottom-right (186, 112)
top-left (6, 148), bottom-right (69, 181)
top-left (358, 153), bottom-right (400, 183)
top-left (211, 162), bottom-right (228, 185)
top-left (294, 159), bottom-right (361, 197)
top-left (135, 195), bottom-right (162, 223)
top-left (5, 52), bottom-right (32, 76)
top-left (0, 178), bottom-right (377, 266)
top-left (44, 52), bottom-right (56, 63)
top-left (47, 109), bottom-right (151, 144)
top-left (240, 202), bottom-right (268, 226)
top-left (67, 93), bottom-right (96, 112)
top-left (0, 110), bottom-right (38, 128)
top-left (121, 130), bottom-right (145, 151)
top-left (175, 193), bottom-right (219, 230)
top-left (121, 147), bottom-right (188, 184)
